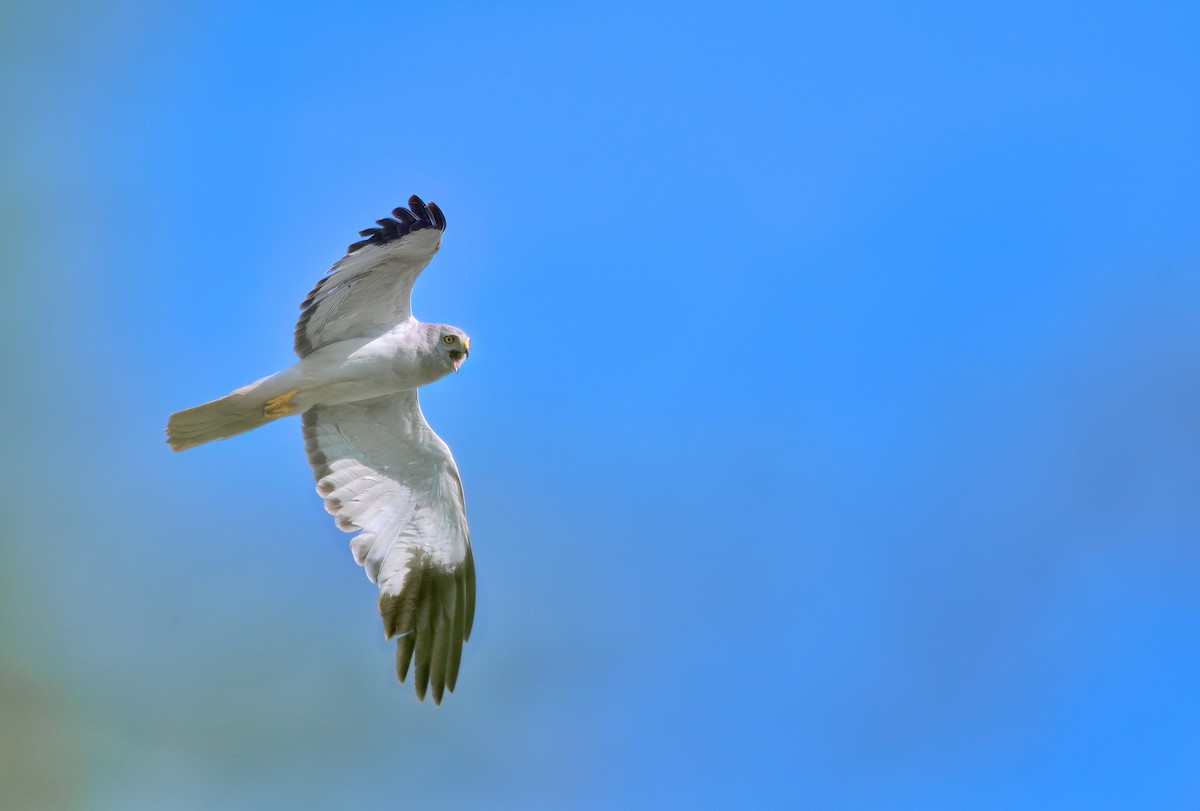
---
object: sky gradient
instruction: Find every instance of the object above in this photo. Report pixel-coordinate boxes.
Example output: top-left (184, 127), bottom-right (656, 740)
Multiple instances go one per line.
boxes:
top-left (3, 1), bottom-right (1200, 808)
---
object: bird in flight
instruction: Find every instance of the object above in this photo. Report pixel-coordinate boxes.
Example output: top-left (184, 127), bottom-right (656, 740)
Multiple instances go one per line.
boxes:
top-left (166, 195), bottom-right (474, 704)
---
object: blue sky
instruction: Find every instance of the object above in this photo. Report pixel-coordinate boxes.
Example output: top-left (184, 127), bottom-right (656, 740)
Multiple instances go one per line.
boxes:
top-left (3, 1), bottom-right (1200, 808)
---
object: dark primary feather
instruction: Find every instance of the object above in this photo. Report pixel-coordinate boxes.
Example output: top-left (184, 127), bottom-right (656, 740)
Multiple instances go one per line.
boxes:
top-left (407, 194), bottom-right (430, 222)
top-left (428, 203), bottom-right (446, 230)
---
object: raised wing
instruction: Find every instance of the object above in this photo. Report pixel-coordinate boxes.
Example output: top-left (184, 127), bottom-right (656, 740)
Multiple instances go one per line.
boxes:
top-left (302, 390), bottom-right (474, 704)
top-left (294, 195), bottom-right (447, 358)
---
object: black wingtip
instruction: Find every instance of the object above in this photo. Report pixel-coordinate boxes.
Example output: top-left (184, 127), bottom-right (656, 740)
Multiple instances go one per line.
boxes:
top-left (345, 195), bottom-right (446, 254)
top-left (377, 553), bottom-right (473, 705)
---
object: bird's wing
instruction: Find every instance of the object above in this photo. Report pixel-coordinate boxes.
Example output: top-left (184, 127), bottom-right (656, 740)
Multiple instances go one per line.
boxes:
top-left (294, 195), bottom-right (447, 358)
top-left (303, 389), bottom-right (474, 704)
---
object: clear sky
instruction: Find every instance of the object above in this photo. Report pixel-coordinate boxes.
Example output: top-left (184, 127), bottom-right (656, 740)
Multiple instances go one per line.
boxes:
top-left (3, 1), bottom-right (1200, 808)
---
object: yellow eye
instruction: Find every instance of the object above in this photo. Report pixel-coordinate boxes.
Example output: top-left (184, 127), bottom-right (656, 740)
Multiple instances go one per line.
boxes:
top-left (443, 335), bottom-right (456, 344)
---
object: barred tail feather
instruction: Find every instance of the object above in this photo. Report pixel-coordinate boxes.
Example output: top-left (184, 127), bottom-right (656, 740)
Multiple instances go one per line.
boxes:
top-left (166, 376), bottom-right (283, 451)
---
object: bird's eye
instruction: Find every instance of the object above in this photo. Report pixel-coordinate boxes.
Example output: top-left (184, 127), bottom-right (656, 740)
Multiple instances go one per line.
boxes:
top-left (443, 335), bottom-right (456, 344)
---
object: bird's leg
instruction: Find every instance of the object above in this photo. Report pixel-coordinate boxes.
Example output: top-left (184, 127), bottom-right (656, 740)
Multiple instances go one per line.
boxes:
top-left (264, 388), bottom-right (301, 418)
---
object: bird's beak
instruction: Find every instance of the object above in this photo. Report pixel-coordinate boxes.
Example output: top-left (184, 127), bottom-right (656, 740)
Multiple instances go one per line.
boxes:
top-left (451, 338), bottom-right (470, 373)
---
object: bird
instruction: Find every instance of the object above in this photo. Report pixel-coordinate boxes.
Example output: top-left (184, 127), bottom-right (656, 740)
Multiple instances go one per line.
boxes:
top-left (166, 195), bottom-right (474, 705)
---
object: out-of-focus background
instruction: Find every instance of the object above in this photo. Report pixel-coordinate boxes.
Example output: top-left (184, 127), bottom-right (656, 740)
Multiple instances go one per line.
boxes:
top-left (3, 1), bottom-right (1199, 808)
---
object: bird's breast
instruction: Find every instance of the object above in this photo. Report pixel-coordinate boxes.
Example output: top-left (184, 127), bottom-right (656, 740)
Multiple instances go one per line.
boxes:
top-left (293, 331), bottom-right (429, 408)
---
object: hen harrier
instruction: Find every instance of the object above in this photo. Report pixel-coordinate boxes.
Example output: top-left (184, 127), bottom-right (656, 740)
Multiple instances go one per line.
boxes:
top-left (166, 196), bottom-right (474, 704)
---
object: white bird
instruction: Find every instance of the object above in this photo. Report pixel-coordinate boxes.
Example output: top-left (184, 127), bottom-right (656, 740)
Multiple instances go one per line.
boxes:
top-left (166, 196), bottom-right (474, 704)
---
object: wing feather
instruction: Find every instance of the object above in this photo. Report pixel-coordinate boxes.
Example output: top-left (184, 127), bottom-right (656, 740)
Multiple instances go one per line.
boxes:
top-left (303, 389), bottom-right (474, 704)
top-left (294, 195), bottom-right (447, 358)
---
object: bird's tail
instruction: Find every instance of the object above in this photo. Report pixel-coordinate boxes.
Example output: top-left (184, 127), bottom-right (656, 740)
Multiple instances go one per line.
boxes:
top-left (166, 375), bottom-right (297, 452)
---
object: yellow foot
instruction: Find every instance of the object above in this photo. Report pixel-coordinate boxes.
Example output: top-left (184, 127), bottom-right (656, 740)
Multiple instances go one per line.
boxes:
top-left (264, 388), bottom-right (301, 418)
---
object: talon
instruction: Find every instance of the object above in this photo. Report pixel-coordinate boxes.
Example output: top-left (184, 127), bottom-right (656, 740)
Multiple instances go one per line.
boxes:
top-left (264, 388), bottom-right (301, 418)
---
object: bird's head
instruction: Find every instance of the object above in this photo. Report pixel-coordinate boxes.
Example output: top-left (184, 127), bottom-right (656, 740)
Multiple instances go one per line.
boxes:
top-left (437, 326), bottom-right (471, 373)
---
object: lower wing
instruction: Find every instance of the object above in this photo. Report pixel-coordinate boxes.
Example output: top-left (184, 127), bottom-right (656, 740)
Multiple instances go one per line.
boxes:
top-left (302, 390), bottom-right (474, 704)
